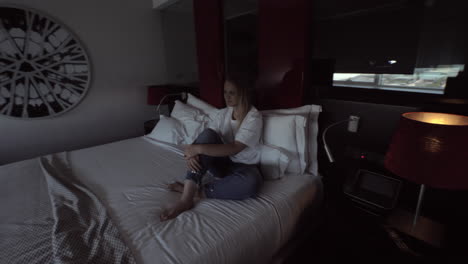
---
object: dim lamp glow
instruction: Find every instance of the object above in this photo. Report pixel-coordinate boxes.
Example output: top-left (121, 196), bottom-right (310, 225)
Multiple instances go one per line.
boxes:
top-left (427, 118), bottom-right (451, 125)
top-left (404, 112), bottom-right (468, 126)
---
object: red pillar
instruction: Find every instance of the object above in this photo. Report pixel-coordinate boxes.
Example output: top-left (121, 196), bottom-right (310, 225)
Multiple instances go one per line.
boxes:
top-left (256, 0), bottom-right (310, 110)
top-left (193, 0), bottom-right (225, 108)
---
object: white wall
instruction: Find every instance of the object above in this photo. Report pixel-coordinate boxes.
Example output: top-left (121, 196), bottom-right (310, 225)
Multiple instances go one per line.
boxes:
top-left (0, 0), bottom-right (168, 165)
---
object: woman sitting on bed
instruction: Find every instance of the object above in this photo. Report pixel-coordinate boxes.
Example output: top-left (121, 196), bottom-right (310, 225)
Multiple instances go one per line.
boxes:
top-left (160, 73), bottom-right (263, 221)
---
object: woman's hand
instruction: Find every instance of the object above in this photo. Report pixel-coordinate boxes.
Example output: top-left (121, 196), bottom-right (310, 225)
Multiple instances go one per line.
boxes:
top-left (187, 155), bottom-right (202, 172)
top-left (184, 144), bottom-right (202, 159)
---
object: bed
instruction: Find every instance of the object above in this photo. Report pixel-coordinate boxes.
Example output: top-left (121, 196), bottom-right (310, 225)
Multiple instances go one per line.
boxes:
top-left (0, 94), bottom-right (323, 264)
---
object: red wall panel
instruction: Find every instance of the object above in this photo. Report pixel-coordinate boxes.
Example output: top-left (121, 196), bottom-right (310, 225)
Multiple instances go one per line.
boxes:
top-left (193, 0), bottom-right (225, 108)
top-left (256, 0), bottom-right (310, 110)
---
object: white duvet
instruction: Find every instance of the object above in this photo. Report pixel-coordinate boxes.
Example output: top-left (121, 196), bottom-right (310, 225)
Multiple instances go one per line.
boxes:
top-left (2, 136), bottom-right (322, 264)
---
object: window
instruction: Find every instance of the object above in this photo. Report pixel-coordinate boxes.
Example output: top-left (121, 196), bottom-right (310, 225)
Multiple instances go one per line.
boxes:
top-left (333, 65), bottom-right (465, 95)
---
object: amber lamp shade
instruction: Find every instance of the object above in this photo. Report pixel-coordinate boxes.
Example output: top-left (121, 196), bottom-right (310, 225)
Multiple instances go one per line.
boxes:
top-left (385, 112), bottom-right (468, 189)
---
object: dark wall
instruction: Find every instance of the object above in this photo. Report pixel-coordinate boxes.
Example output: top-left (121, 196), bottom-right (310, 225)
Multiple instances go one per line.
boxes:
top-left (316, 99), bottom-right (416, 158)
top-left (193, 0), bottom-right (225, 108)
top-left (225, 13), bottom-right (257, 78)
top-left (315, 98), bottom-right (417, 208)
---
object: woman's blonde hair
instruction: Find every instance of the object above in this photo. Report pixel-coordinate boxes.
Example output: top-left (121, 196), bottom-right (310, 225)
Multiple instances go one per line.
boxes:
top-left (225, 71), bottom-right (253, 127)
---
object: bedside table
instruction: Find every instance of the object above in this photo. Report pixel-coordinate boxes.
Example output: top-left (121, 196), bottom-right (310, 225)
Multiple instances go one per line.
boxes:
top-left (144, 119), bottom-right (159, 135)
top-left (284, 161), bottom-right (448, 264)
top-left (285, 195), bottom-right (445, 263)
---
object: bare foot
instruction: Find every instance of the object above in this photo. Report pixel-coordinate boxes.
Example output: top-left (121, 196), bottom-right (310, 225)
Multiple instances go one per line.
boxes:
top-left (168, 181), bottom-right (206, 199)
top-left (160, 200), bottom-right (194, 221)
top-left (167, 181), bottom-right (184, 193)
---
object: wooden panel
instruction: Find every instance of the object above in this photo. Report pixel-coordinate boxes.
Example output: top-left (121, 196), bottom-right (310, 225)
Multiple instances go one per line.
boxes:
top-left (256, 0), bottom-right (310, 110)
top-left (193, 0), bottom-right (225, 108)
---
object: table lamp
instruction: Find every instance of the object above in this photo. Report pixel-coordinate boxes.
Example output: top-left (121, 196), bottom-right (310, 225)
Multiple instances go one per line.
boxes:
top-left (384, 112), bottom-right (468, 238)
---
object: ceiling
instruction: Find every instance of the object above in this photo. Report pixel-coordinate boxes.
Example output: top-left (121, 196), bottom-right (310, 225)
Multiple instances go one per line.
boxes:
top-left (163, 0), bottom-right (257, 19)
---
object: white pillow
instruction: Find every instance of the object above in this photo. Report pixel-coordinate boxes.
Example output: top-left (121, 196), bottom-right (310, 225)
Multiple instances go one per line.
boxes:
top-left (146, 115), bottom-right (185, 145)
top-left (259, 144), bottom-right (291, 180)
top-left (186, 93), bottom-right (219, 119)
top-left (171, 100), bottom-right (208, 122)
top-left (171, 100), bottom-right (210, 143)
top-left (262, 104), bottom-right (322, 176)
top-left (261, 114), bottom-right (307, 175)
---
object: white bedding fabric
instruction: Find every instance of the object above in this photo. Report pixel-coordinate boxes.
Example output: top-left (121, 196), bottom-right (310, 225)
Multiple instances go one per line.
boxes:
top-left (0, 154), bottom-right (136, 264)
top-left (2, 136), bottom-right (322, 264)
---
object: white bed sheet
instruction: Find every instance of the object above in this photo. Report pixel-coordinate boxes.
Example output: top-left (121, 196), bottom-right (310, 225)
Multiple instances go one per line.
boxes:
top-left (55, 136), bottom-right (322, 264)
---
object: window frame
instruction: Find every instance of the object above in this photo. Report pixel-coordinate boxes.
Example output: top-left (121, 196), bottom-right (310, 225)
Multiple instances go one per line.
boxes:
top-left (333, 74), bottom-right (445, 95)
top-left (320, 84), bottom-right (453, 107)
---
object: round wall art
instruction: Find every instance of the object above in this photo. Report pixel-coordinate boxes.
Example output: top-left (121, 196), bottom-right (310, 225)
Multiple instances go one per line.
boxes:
top-left (0, 6), bottom-right (91, 119)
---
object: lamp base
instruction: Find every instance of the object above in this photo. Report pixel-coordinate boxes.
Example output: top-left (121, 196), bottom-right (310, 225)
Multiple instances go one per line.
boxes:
top-left (386, 209), bottom-right (444, 249)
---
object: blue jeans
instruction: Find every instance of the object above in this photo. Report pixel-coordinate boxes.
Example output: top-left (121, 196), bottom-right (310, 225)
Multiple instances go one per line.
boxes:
top-left (185, 129), bottom-right (262, 200)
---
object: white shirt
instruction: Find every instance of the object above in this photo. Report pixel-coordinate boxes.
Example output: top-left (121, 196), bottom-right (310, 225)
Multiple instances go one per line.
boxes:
top-left (209, 106), bottom-right (263, 164)
top-left (230, 119), bottom-right (239, 135)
